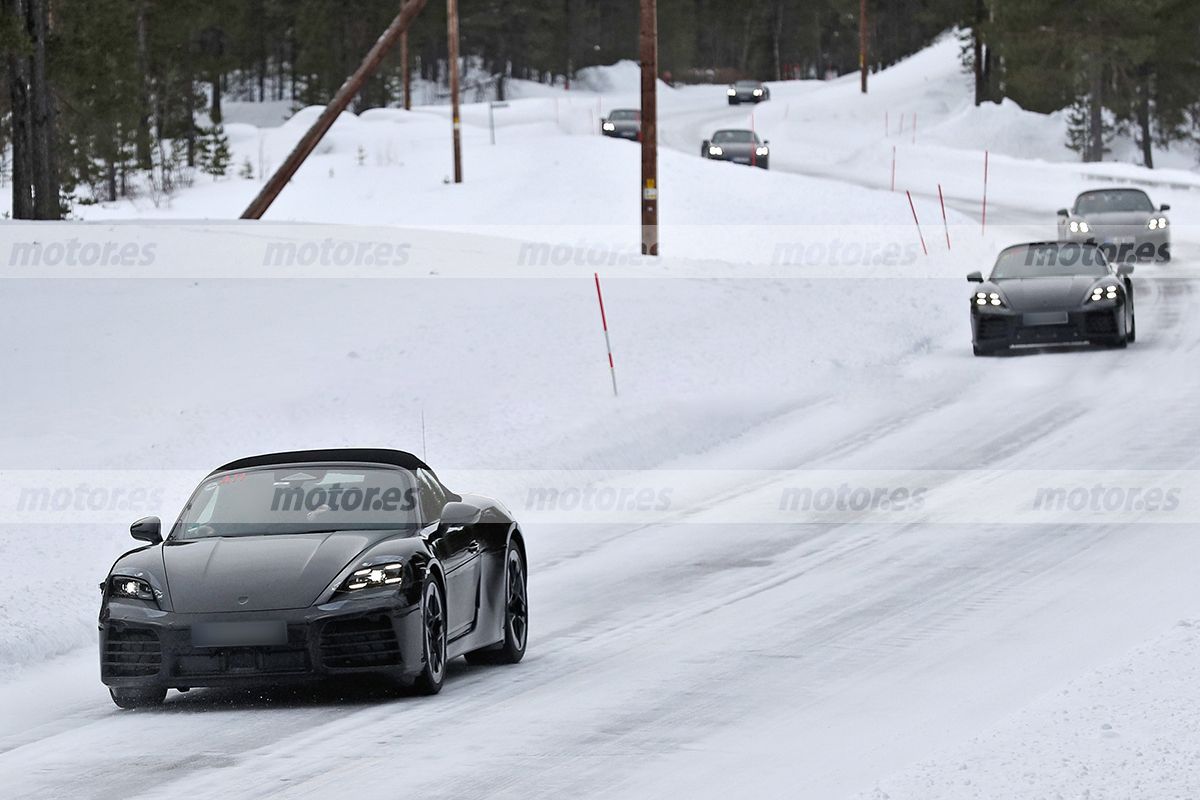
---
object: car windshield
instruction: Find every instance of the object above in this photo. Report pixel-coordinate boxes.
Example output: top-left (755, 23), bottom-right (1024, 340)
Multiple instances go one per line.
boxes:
top-left (713, 130), bottom-right (757, 144)
top-left (1075, 189), bottom-right (1154, 214)
top-left (609, 110), bottom-right (639, 121)
top-left (990, 243), bottom-right (1109, 280)
top-left (735, 81), bottom-right (761, 88)
top-left (173, 466), bottom-right (420, 538)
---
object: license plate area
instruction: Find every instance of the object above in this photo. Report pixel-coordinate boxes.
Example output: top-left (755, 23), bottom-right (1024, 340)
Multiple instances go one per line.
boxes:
top-left (192, 621), bottom-right (287, 648)
top-left (1023, 311), bottom-right (1068, 326)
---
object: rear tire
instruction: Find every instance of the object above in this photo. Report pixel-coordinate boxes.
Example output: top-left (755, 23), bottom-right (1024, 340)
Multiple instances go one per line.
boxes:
top-left (411, 576), bottom-right (447, 695)
top-left (109, 686), bottom-right (166, 709)
top-left (464, 544), bottom-right (528, 666)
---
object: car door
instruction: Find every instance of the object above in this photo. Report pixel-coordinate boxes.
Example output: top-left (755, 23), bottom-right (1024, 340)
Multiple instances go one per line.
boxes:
top-left (419, 469), bottom-right (481, 639)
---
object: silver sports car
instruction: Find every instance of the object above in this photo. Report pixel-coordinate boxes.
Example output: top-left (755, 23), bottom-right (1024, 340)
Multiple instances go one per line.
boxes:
top-left (701, 129), bottom-right (769, 169)
top-left (601, 109), bottom-right (640, 140)
top-left (1057, 188), bottom-right (1170, 262)
top-left (727, 80), bottom-right (770, 105)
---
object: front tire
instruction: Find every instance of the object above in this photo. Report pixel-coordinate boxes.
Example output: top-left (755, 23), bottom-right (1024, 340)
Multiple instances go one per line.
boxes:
top-left (109, 686), bottom-right (166, 709)
top-left (411, 575), bottom-right (447, 695)
top-left (465, 544), bottom-right (528, 666)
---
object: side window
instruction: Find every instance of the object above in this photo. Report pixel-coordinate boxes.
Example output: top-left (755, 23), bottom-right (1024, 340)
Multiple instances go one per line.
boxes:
top-left (417, 469), bottom-right (448, 521)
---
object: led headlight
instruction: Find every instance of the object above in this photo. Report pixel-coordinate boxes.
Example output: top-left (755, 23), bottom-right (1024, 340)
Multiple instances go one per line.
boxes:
top-left (974, 291), bottom-right (1004, 307)
top-left (1089, 284), bottom-right (1120, 302)
top-left (110, 575), bottom-right (155, 601)
top-left (342, 562), bottom-right (405, 592)
top-left (727, 88), bottom-right (736, 96)
top-left (755, 146), bottom-right (769, 156)
top-left (708, 145), bottom-right (724, 156)
top-left (1148, 217), bottom-right (1167, 230)
top-left (753, 88), bottom-right (764, 96)
top-left (1069, 220), bottom-right (1091, 234)
top-left (602, 122), bottom-right (615, 131)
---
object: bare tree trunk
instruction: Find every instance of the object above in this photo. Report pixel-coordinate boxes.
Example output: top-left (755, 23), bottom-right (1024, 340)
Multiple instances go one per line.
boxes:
top-left (1137, 77), bottom-right (1154, 168)
top-left (135, 0), bottom-right (153, 169)
top-left (771, 0), bottom-right (783, 81)
top-left (1086, 57), bottom-right (1103, 162)
top-left (6, 0), bottom-right (35, 219)
top-left (27, 0), bottom-right (58, 218)
top-left (210, 70), bottom-right (222, 123)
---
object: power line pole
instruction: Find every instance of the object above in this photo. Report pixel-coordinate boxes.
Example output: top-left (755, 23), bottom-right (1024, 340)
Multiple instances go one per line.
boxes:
top-left (859, 0), bottom-right (868, 94)
top-left (401, 29), bottom-right (411, 110)
top-left (448, 0), bottom-right (463, 183)
top-left (241, 0), bottom-right (429, 219)
top-left (639, 0), bottom-right (658, 256)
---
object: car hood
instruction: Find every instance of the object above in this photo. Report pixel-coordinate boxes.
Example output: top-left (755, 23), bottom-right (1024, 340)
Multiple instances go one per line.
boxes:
top-left (1079, 211), bottom-right (1152, 226)
top-left (994, 276), bottom-right (1099, 312)
top-left (609, 119), bottom-right (640, 130)
top-left (714, 141), bottom-right (757, 156)
top-left (163, 529), bottom-right (404, 612)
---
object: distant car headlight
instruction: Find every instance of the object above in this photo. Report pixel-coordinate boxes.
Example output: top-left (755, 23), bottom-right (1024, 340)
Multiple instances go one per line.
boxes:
top-left (753, 88), bottom-right (764, 96)
top-left (727, 88), bottom-right (736, 96)
top-left (1069, 220), bottom-right (1090, 234)
top-left (602, 122), bottom-right (615, 131)
top-left (109, 575), bottom-right (156, 601)
top-left (755, 146), bottom-right (769, 156)
top-left (1089, 284), bottom-right (1121, 303)
top-left (342, 562), bottom-right (405, 592)
top-left (1148, 217), bottom-right (1167, 230)
top-left (708, 145), bottom-right (724, 156)
top-left (974, 291), bottom-right (1004, 308)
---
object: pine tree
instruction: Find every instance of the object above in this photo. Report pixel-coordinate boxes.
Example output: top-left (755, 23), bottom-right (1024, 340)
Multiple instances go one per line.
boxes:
top-left (198, 124), bottom-right (231, 178)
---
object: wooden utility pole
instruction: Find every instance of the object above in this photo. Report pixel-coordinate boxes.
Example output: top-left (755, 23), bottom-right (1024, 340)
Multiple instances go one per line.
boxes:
top-left (241, 0), bottom-right (428, 219)
top-left (448, 0), bottom-right (463, 183)
top-left (859, 0), bottom-right (868, 94)
top-left (639, 0), bottom-right (658, 256)
top-left (401, 30), bottom-right (411, 110)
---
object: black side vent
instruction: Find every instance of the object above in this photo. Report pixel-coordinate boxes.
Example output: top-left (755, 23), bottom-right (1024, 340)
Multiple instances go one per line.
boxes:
top-left (103, 628), bottom-right (162, 677)
top-left (319, 615), bottom-right (401, 669)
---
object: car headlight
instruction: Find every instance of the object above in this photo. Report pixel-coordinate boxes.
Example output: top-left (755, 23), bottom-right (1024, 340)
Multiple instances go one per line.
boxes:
top-left (602, 122), bottom-right (615, 131)
top-left (708, 145), bottom-right (723, 156)
top-left (753, 88), bottom-right (763, 96)
top-left (1089, 284), bottom-right (1121, 303)
top-left (109, 575), bottom-right (156, 601)
top-left (974, 291), bottom-right (1004, 308)
top-left (341, 562), bottom-right (405, 592)
top-left (1148, 217), bottom-right (1167, 230)
top-left (1069, 220), bottom-right (1090, 234)
top-left (727, 88), bottom-right (736, 96)
top-left (755, 146), bottom-right (769, 156)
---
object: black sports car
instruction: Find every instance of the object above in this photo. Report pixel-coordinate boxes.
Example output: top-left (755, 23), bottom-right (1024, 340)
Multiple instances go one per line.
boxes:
top-left (702, 129), bottom-right (769, 169)
top-left (601, 108), bottom-right (641, 140)
top-left (727, 80), bottom-right (770, 104)
top-left (99, 448), bottom-right (528, 708)
top-left (968, 242), bottom-right (1135, 356)
top-left (1057, 188), bottom-right (1170, 262)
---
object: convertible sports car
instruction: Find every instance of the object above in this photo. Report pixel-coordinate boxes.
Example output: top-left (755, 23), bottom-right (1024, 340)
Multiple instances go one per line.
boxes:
top-left (601, 108), bottom-right (641, 140)
top-left (99, 448), bottom-right (527, 708)
top-left (968, 242), bottom-right (1135, 355)
top-left (702, 129), bottom-right (769, 169)
top-left (1057, 187), bottom-right (1170, 262)
top-left (727, 79), bottom-right (770, 104)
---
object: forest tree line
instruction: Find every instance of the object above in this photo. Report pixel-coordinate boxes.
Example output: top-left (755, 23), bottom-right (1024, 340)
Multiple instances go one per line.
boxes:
top-left (3, 0), bottom-right (1200, 218)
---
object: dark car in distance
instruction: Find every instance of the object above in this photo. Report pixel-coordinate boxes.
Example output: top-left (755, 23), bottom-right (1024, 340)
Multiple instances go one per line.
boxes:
top-left (727, 80), bottom-right (770, 104)
top-left (1057, 188), bottom-right (1170, 262)
top-left (702, 129), bottom-right (770, 169)
top-left (99, 449), bottom-right (528, 708)
top-left (969, 242), bottom-right (1135, 356)
top-left (601, 108), bottom-right (641, 140)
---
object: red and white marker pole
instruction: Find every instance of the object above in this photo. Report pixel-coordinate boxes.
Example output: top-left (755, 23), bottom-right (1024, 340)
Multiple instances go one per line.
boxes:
top-left (906, 190), bottom-right (928, 256)
top-left (594, 273), bottom-right (618, 397)
top-left (938, 183), bottom-right (950, 250)
top-left (981, 150), bottom-right (990, 234)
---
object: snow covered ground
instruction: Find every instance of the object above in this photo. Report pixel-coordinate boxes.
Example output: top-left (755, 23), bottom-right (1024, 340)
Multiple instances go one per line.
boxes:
top-left (3, 34), bottom-right (1200, 800)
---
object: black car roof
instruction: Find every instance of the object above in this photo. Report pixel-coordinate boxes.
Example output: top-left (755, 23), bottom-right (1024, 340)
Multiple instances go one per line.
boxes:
top-left (209, 448), bottom-right (430, 476)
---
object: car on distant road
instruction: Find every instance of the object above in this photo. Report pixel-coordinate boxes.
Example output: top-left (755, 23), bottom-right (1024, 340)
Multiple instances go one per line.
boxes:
top-left (601, 109), bottom-right (640, 140)
top-left (701, 129), bottom-right (769, 169)
top-left (727, 80), bottom-right (770, 104)
top-left (99, 448), bottom-right (528, 708)
top-left (968, 242), bottom-right (1135, 355)
top-left (1057, 188), bottom-right (1170, 262)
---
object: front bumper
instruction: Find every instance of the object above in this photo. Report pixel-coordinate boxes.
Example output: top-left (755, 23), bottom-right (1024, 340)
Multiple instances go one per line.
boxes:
top-left (729, 92), bottom-right (767, 103)
top-left (602, 127), bottom-right (640, 140)
top-left (708, 152), bottom-right (768, 168)
top-left (972, 305), bottom-right (1125, 349)
top-left (100, 593), bottom-right (424, 689)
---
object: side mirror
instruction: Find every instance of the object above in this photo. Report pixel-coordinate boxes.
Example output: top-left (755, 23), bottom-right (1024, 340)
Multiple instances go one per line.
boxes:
top-left (130, 516), bottom-right (162, 545)
top-left (1117, 264), bottom-right (1134, 276)
top-left (440, 501), bottom-right (482, 527)
top-left (764, 139), bottom-right (770, 145)
top-left (1056, 208), bottom-right (1069, 217)
top-left (966, 271), bottom-right (984, 283)
top-left (1160, 203), bottom-right (1170, 211)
